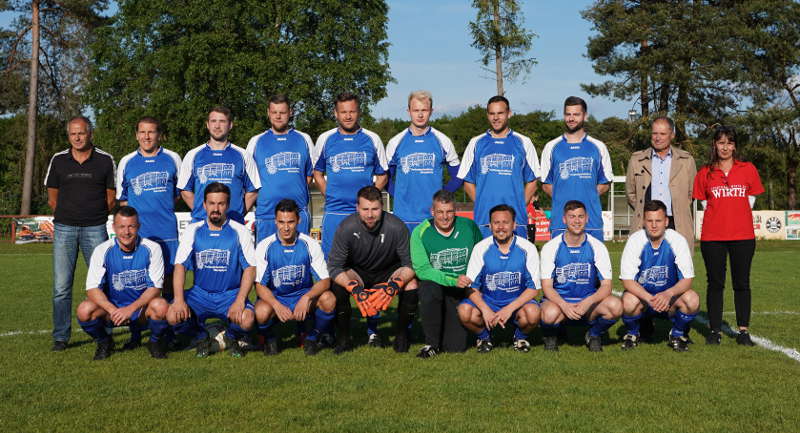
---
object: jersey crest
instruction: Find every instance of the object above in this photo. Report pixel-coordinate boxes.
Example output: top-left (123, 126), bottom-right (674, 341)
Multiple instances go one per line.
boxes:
top-left (480, 153), bottom-right (514, 175)
top-left (195, 249), bottom-right (231, 270)
top-left (400, 152), bottom-right (435, 174)
top-left (196, 163), bottom-right (235, 184)
top-left (558, 157), bottom-right (594, 180)
top-left (271, 264), bottom-right (306, 288)
top-left (485, 271), bottom-right (522, 292)
top-left (265, 151), bottom-right (302, 175)
top-left (555, 262), bottom-right (591, 285)
top-left (111, 269), bottom-right (149, 292)
top-left (131, 171), bottom-right (170, 196)
top-left (330, 151), bottom-right (367, 173)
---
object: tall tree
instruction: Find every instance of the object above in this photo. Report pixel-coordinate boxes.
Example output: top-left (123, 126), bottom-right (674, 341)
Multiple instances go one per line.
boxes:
top-left (469, 0), bottom-right (537, 96)
top-left (87, 0), bottom-right (392, 157)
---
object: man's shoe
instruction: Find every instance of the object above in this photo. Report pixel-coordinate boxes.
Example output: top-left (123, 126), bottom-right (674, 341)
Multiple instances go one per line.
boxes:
top-left (668, 335), bottom-right (690, 352)
top-left (640, 316), bottom-right (655, 340)
top-left (586, 332), bottom-right (602, 352)
top-left (147, 340), bottom-right (168, 359)
top-left (543, 336), bottom-right (559, 352)
top-left (367, 333), bottom-right (382, 348)
top-left (195, 338), bottom-right (212, 358)
top-left (706, 330), bottom-right (722, 345)
top-left (51, 341), bottom-right (67, 352)
top-left (513, 339), bottom-right (531, 353)
top-left (736, 330), bottom-right (756, 346)
top-left (303, 338), bottom-right (320, 356)
top-left (393, 332), bottom-right (410, 353)
top-left (93, 337), bottom-right (114, 361)
top-left (227, 339), bottom-right (245, 358)
top-left (122, 339), bottom-right (141, 351)
top-left (621, 333), bottom-right (639, 351)
top-left (318, 333), bottom-right (335, 349)
top-left (263, 338), bottom-right (279, 356)
top-left (416, 345), bottom-right (439, 359)
top-left (476, 339), bottom-right (493, 354)
top-left (333, 339), bottom-right (352, 355)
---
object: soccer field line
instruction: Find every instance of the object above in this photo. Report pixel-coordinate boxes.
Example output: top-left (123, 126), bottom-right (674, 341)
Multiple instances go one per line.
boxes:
top-left (723, 311), bottom-right (800, 316)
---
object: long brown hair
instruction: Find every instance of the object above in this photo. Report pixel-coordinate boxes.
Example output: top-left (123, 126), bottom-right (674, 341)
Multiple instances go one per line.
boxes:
top-left (707, 125), bottom-right (739, 171)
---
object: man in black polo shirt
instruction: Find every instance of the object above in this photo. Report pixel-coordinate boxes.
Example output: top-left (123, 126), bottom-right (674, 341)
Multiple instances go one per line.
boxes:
top-left (327, 185), bottom-right (417, 354)
top-left (44, 116), bottom-right (116, 351)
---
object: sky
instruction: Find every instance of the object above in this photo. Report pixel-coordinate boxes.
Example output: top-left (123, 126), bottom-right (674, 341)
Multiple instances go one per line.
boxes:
top-left (374, 0), bottom-right (632, 121)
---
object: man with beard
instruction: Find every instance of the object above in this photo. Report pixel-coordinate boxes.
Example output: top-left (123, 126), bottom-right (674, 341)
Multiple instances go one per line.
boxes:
top-left (246, 95), bottom-right (315, 243)
top-left (168, 182), bottom-right (257, 358)
top-left (178, 106), bottom-right (260, 224)
top-left (457, 95), bottom-right (540, 238)
top-left (540, 96), bottom-right (613, 240)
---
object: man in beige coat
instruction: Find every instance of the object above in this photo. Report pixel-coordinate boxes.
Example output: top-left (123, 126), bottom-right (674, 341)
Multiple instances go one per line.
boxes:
top-left (626, 117), bottom-right (696, 250)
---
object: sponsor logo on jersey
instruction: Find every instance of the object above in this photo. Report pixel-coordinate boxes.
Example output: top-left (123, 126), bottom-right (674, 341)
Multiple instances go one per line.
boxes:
top-left (131, 171), bottom-right (170, 196)
top-left (196, 249), bottom-right (231, 271)
top-left (196, 163), bottom-right (235, 184)
top-left (400, 152), bottom-right (436, 174)
top-left (637, 265), bottom-right (669, 287)
top-left (111, 269), bottom-right (149, 292)
top-left (485, 271), bottom-right (522, 292)
top-left (265, 151), bottom-right (302, 175)
top-left (558, 157), bottom-right (594, 180)
top-left (272, 264), bottom-right (305, 288)
top-left (330, 151), bottom-right (367, 173)
top-left (555, 262), bottom-right (591, 285)
top-left (480, 153), bottom-right (515, 175)
top-left (710, 184), bottom-right (747, 198)
top-left (429, 247), bottom-right (469, 271)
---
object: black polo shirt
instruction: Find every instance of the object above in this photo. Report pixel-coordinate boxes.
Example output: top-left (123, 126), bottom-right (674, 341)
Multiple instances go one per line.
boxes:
top-left (44, 147), bottom-right (116, 226)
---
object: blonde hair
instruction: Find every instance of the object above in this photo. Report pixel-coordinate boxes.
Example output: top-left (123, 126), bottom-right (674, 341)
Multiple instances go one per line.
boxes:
top-left (408, 90), bottom-right (433, 109)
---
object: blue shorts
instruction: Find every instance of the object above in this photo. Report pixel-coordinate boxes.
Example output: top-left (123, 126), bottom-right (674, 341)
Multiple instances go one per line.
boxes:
top-left (151, 238), bottom-right (178, 275)
top-left (321, 212), bottom-right (350, 257)
top-left (542, 298), bottom-right (591, 324)
top-left (643, 306), bottom-right (670, 320)
top-left (184, 288), bottom-right (254, 324)
top-left (256, 209), bottom-right (311, 244)
top-left (460, 296), bottom-right (539, 312)
top-left (478, 225), bottom-right (528, 239)
top-left (274, 292), bottom-right (307, 311)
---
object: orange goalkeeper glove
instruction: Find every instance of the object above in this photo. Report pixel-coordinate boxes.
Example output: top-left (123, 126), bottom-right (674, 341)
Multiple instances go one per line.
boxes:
top-left (367, 277), bottom-right (404, 311)
top-left (345, 279), bottom-right (378, 317)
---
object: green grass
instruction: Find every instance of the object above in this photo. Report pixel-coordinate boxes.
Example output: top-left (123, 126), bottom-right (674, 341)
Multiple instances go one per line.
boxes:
top-left (0, 241), bottom-right (798, 432)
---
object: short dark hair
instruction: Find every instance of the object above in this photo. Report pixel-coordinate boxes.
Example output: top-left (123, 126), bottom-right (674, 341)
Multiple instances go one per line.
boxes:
top-left (564, 96), bottom-right (587, 113)
top-left (643, 200), bottom-right (668, 215)
top-left (275, 198), bottom-right (300, 218)
top-left (67, 115), bottom-right (93, 132)
top-left (114, 205), bottom-right (139, 219)
top-left (204, 182), bottom-right (231, 203)
top-left (651, 116), bottom-right (675, 133)
top-left (563, 200), bottom-right (586, 213)
top-left (136, 116), bottom-right (162, 133)
top-left (489, 203), bottom-right (516, 221)
top-left (432, 189), bottom-right (455, 205)
top-left (335, 92), bottom-right (360, 110)
top-left (357, 185), bottom-right (382, 203)
top-left (268, 94), bottom-right (291, 107)
top-left (486, 95), bottom-right (510, 110)
top-left (209, 106), bottom-right (233, 121)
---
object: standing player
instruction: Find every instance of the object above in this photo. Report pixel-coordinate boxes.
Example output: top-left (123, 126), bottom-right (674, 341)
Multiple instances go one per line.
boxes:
top-left (76, 206), bottom-right (170, 360)
top-left (457, 204), bottom-right (541, 353)
top-left (386, 90), bottom-right (461, 232)
top-left (327, 186), bottom-right (416, 354)
top-left (314, 92), bottom-right (388, 256)
top-left (178, 106), bottom-right (260, 224)
top-left (167, 182), bottom-right (256, 358)
top-left (539, 200), bottom-right (621, 352)
top-left (457, 95), bottom-right (540, 238)
top-left (410, 190), bottom-right (482, 357)
top-left (246, 94), bottom-right (315, 242)
top-left (619, 200), bottom-right (699, 352)
top-left (540, 96), bottom-right (613, 240)
top-left (254, 199), bottom-right (335, 356)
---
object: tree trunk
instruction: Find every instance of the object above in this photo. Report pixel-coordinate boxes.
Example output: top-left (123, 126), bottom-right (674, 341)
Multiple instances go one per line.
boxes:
top-left (21, 0), bottom-right (40, 216)
top-left (492, 0), bottom-right (504, 96)
top-left (639, 40), bottom-right (649, 119)
top-left (787, 133), bottom-right (798, 210)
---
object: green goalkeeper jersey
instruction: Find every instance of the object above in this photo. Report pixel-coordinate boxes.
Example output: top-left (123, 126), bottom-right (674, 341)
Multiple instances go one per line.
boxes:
top-left (410, 216), bottom-right (483, 287)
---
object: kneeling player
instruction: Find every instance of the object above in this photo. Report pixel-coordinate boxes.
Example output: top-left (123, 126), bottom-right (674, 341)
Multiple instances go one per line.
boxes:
top-left (167, 182), bottom-right (256, 358)
top-left (76, 206), bottom-right (170, 360)
top-left (619, 200), bottom-right (699, 352)
top-left (458, 204), bottom-right (541, 353)
top-left (254, 199), bottom-right (335, 356)
top-left (540, 200), bottom-right (621, 352)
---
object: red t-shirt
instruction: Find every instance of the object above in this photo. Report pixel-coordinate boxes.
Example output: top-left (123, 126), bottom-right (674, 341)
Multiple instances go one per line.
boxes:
top-left (693, 160), bottom-right (764, 241)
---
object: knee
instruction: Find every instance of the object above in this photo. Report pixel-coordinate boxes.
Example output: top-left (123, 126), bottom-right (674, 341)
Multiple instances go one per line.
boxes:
top-left (76, 300), bottom-right (98, 321)
top-left (148, 298), bottom-right (168, 319)
top-left (521, 304), bottom-right (540, 324)
top-left (682, 290), bottom-right (700, 313)
top-left (621, 292), bottom-right (642, 314)
top-left (241, 310), bottom-right (255, 329)
top-left (318, 291), bottom-right (336, 312)
top-left (457, 304), bottom-right (472, 323)
top-left (540, 304), bottom-right (561, 324)
top-left (255, 301), bottom-right (273, 323)
top-left (604, 296), bottom-right (623, 318)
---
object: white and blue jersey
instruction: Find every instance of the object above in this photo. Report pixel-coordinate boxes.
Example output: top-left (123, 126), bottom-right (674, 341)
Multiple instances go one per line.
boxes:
top-left (86, 237), bottom-right (164, 309)
top-left (619, 229), bottom-right (694, 295)
top-left (386, 127), bottom-right (460, 225)
top-left (174, 219), bottom-right (256, 294)
top-left (540, 134), bottom-right (613, 239)
top-left (313, 127), bottom-right (388, 214)
top-left (255, 233), bottom-right (329, 305)
top-left (457, 130), bottom-right (539, 231)
top-left (465, 235), bottom-right (541, 308)
top-left (177, 142), bottom-right (260, 223)
top-left (540, 233), bottom-right (612, 302)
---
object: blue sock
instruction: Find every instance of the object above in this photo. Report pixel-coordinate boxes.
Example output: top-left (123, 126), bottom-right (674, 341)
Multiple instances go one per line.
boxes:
top-left (589, 317), bottom-right (617, 337)
top-left (148, 319), bottom-right (169, 343)
top-left (541, 322), bottom-right (560, 337)
top-left (622, 313), bottom-right (642, 336)
top-left (309, 309), bottom-right (335, 342)
top-left (129, 322), bottom-right (142, 342)
top-left (670, 311), bottom-right (697, 337)
top-left (367, 314), bottom-right (380, 336)
top-left (258, 318), bottom-right (276, 341)
top-left (476, 328), bottom-right (490, 341)
top-left (79, 318), bottom-right (108, 341)
top-left (226, 322), bottom-right (246, 341)
top-left (173, 320), bottom-right (195, 337)
top-left (513, 327), bottom-right (528, 340)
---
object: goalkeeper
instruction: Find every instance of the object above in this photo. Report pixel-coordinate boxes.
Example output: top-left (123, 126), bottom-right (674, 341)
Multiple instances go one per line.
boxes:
top-left (327, 186), bottom-right (417, 354)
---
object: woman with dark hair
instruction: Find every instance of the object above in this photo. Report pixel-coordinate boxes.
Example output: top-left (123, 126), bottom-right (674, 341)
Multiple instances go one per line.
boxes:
top-left (693, 126), bottom-right (764, 346)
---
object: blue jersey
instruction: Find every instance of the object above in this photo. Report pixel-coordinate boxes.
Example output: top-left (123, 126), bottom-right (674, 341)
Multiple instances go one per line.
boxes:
top-left (313, 128), bottom-right (387, 214)
top-left (540, 233), bottom-right (612, 302)
top-left (174, 219), bottom-right (255, 293)
top-left (255, 233), bottom-right (329, 298)
top-left (465, 235), bottom-right (541, 305)
top-left (116, 147), bottom-right (182, 241)
top-left (177, 142), bottom-right (260, 223)
top-left (457, 130), bottom-right (539, 228)
top-left (386, 127), bottom-right (460, 224)
top-left (619, 229), bottom-right (694, 295)
top-left (85, 237), bottom-right (164, 307)
top-left (245, 128), bottom-right (314, 219)
top-left (540, 134), bottom-right (613, 237)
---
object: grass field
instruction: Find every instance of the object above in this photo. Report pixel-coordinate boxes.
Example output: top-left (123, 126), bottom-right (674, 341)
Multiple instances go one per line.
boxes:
top-left (1, 241), bottom-right (798, 433)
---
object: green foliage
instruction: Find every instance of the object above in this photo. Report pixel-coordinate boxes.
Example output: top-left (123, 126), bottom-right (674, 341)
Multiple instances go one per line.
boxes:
top-left (87, 0), bottom-right (392, 158)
